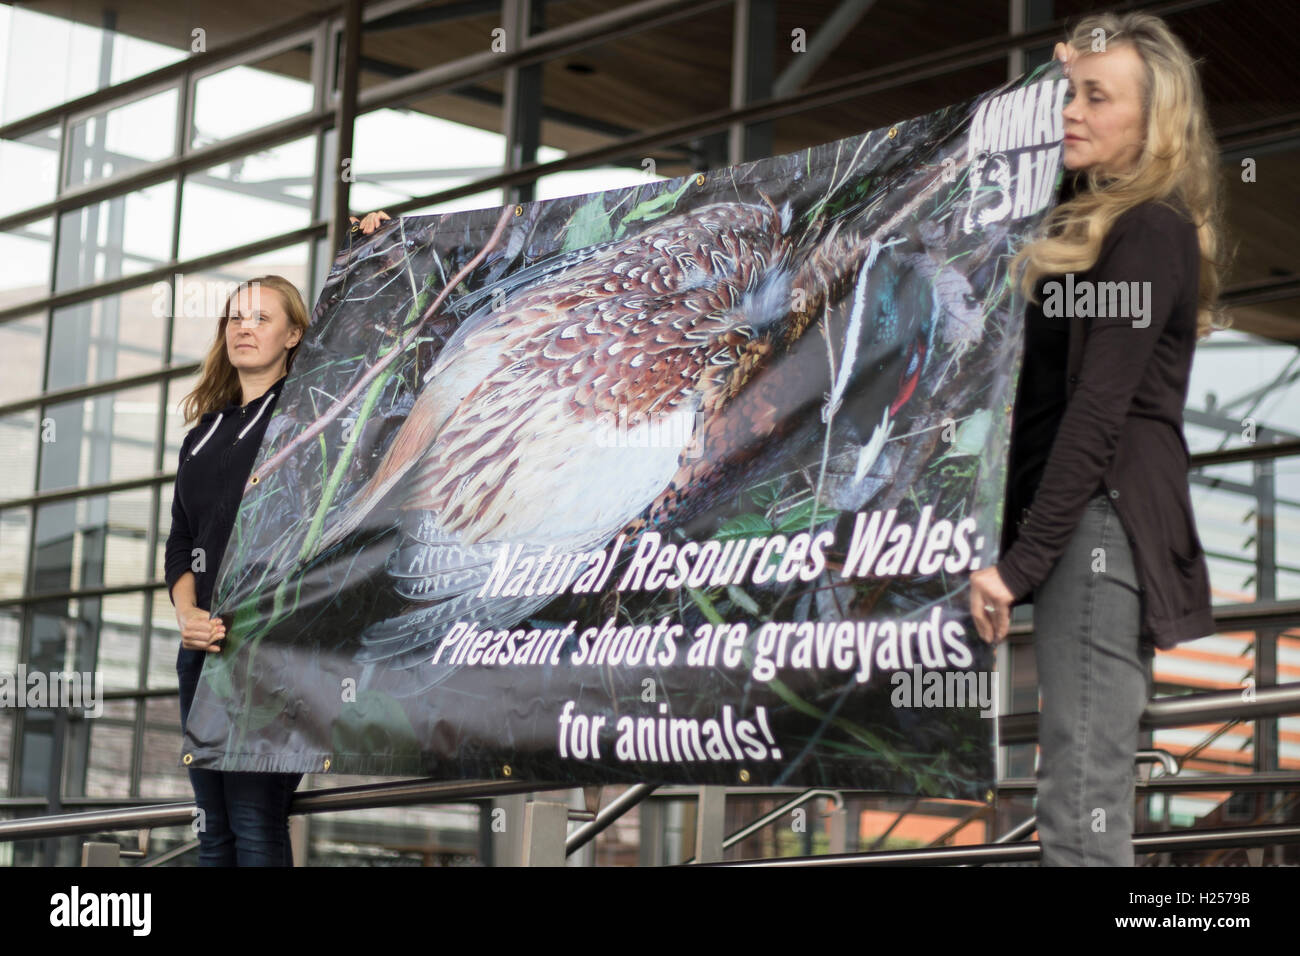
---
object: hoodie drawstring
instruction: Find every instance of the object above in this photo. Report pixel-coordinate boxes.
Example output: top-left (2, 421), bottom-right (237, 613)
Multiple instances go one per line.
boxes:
top-left (188, 388), bottom-right (277, 458)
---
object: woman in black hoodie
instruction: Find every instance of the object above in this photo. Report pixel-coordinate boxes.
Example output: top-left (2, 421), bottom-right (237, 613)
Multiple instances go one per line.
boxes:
top-left (165, 272), bottom-right (306, 866)
top-left (164, 213), bottom-right (388, 866)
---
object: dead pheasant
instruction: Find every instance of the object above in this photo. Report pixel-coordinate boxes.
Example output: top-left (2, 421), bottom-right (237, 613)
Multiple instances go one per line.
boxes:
top-left (307, 193), bottom-right (957, 688)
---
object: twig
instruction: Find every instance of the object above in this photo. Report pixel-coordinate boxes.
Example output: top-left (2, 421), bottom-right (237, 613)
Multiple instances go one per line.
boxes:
top-left (252, 203), bottom-right (516, 483)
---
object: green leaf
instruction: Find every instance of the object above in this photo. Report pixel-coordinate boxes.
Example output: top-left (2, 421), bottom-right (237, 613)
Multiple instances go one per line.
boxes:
top-left (331, 690), bottom-right (421, 758)
top-left (686, 587), bottom-right (725, 626)
top-left (750, 478), bottom-right (783, 508)
top-left (776, 499), bottom-right (840, 534)
top-left (201, 652), bottom-right (235, 700)
top-left (614, 177), bottom-right (693, 236)
top-left (726, 585), bottom-right (760, 616)
top-left (714, 513), bottom-right (773, 540)
top-left (938, 408), bottom-right (993, 459)
top-left (244, 694), bottom-right (287, 733)
top-left (561, 194), bottom-right (614, 252)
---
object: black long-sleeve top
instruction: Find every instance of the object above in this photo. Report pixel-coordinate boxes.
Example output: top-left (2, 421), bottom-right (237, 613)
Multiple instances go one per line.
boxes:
top-left (164, 373), bottom-right (287, 616)
top-left (997, 192), bottom-right (1215, 650)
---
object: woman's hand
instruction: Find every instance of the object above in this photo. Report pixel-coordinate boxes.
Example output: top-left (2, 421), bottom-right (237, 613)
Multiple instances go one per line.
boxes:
top-left (1053, 41), bottom-right (1077, 78)
top-left (970, 567), bottom-right (1014, 644)
top-left (349, 210), bottom-right (391, 234)
top-left (179, 607), bottom-right (226, 653)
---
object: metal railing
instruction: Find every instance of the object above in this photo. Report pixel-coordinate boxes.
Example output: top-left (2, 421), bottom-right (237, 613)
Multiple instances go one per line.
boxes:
top-left (2, 681), bottom-right (1297, 866)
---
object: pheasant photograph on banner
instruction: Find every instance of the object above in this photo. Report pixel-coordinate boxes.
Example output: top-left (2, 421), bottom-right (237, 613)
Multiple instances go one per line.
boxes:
top-left (180, 59), bottom-right (1067, 795)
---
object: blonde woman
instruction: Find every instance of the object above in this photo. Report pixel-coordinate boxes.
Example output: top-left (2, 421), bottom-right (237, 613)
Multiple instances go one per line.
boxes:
top-left (969, 12), bottom-right (1226, 865)
top-left (164, 273), bottom-right (310, 865)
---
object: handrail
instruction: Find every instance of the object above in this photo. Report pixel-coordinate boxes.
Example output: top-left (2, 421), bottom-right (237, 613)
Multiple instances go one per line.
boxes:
top-left (681, 789), bottom-right (846, 865)
top-left (997, 682), bottom-right (1300, 745)
top-left (4, 681), bottom-right (1297, 844)
top-left (565, 783), bottom-right (658, 856)
top-left (0, 777), bottom-right (566, 843)
top-left (704, 823), bottom-right (1300, 866)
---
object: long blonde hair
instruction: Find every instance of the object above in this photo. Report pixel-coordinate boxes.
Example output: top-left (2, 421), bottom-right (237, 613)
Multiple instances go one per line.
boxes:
top-left (179, 275), bottom-right (310, 427)
top-left (1011, 11), bottom-right (1231, 339)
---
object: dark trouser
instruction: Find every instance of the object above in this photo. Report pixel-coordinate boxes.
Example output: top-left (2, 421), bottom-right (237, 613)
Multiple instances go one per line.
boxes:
top-left (1031, 493), bottom-right (1154, 866)
top-left (178, 648), bottom-right (303, 867)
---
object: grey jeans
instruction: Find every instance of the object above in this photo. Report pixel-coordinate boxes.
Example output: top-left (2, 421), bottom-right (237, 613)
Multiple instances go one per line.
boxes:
top-left (1031, 492), bottom-right (1154, 866)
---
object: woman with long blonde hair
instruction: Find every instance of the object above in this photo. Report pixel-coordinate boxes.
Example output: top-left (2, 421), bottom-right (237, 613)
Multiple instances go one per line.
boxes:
top-left (969, 11), bottom-right (1227, 865)
top-left (165, 273), bottom-right (310, 865)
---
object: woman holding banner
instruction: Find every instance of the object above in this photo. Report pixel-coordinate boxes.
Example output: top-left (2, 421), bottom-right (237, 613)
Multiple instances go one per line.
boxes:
top-left (164, 211), bottom-right (388, 866)
top-left (969, 12), bottom-right (1225, 866)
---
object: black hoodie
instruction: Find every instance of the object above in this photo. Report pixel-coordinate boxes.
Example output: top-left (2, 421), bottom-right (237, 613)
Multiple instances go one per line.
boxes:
top-left (164, 372), bottom-right (288, 621)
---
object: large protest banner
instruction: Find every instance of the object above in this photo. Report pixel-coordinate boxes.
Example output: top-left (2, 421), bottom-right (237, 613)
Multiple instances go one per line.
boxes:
top-left (181, 62), bottom-right (1067, 797)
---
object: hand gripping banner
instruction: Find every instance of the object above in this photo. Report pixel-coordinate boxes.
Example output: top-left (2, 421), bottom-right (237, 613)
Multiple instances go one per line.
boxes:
top-left (182, 62), bottom-right (1067, 796)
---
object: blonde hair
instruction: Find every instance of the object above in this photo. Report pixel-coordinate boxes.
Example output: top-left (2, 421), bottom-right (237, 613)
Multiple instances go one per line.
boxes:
top-left (1011, 11), bottom-right (1231, 339)
top-left (179, 274), bottom-right (310, 427)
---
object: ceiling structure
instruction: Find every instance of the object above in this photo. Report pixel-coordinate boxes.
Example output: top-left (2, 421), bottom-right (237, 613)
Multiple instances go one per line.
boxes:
top-left (21, 0), bottom-right (1300, 341)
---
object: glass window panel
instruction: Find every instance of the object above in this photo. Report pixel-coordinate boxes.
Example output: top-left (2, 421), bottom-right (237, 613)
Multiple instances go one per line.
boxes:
top-left (142, 697), bottom-right (187, 802)
top-left (1282, 715), bottom-right (1300, 773)
top-left (54, 182), bottom-right (176, 292)
top-left (0, 607), bottom-right (19, 672)
top-left (102, 489), bottom-right (152, 589)
top-left (98, 591), bottom-right (144, 690)
top-left (1186, 329), bottom-right (1300, 454)
top-left (141, 716), bottom-right (189, 800)
top-left (0, 410), bottom-right (38, 499)
top-left (0, 712), bottom-right (11, 796)
top-left (37, 384), bottom-right (163, 491)
top-left (47, 287), bottom-right (166, 390)
top-left (0, 508), bottom-right (30, 599)
top-left (165, 371), bottom-right (200, 461)
top-left (1281, 628), bottom-right (1299, 770)
top-left (66, 87), bottom-right (179, 188)
top-left (178, 137), bottom-right (314, 262)
top-left (190, 48), bottom-right (314, 149)
top-left (1189, 460), bottom-right (1269, 605)
top-left (84, 717), bottom-right (135, 798)
top-left (339, 105), bottom-right (508, 218)
top-left (149, 590), bottom-right (181, 689)
top-left (0, 125), bottom-right (60, 217)
top-left (0, 313), bottom-right (46, 402)
top-left (169, 245), bottom-right (310, 366)
top-left (0, 7), bottom-right (184, 124)
top-left (32, 489), bottom-right (151, 593)
top-left (535, 162), bottom-right (665, 203)
top-left (403, 188), bottom-right (508, 218)
top-left (27, 595), bottom-right (97, 678)
top-left (1278, 491), bottom-right (1300, 602)
top-left (0, 218), bottom-right (52, 308)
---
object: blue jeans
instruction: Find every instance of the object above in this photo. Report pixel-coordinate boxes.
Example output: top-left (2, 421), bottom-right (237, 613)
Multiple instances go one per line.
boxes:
top-left (1031, 493), bottom-right (1154, 866)
top-left (178, 648), bottom-right (303, 866)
